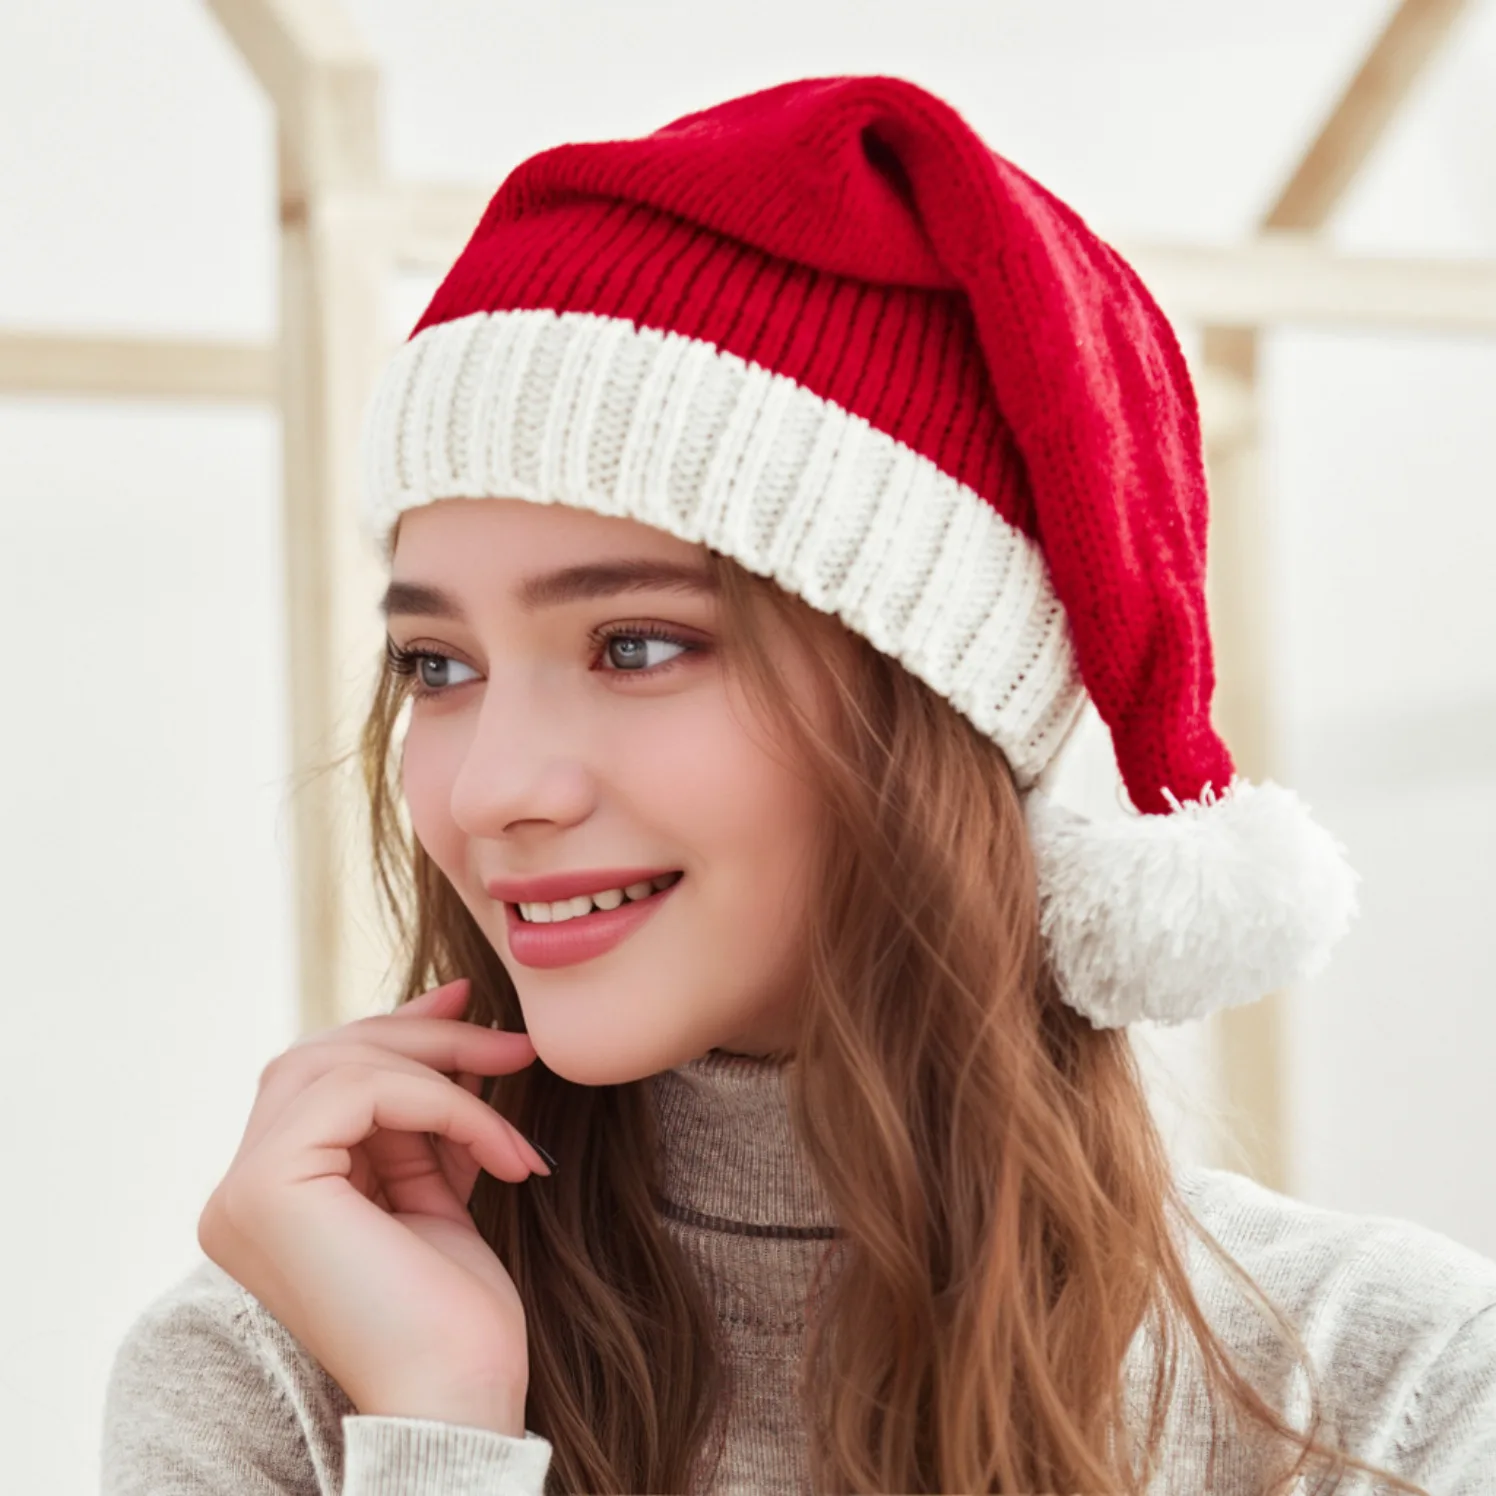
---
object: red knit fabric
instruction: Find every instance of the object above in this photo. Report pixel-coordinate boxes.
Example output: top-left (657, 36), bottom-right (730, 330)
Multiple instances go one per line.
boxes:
top-left (415, 200), bottom-right (1024, 534)
top-left (412, 75), bottom-right (1235, 816)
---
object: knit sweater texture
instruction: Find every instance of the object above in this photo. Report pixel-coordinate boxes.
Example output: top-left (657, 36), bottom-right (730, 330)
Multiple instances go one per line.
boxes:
top-left (102, 1047), bottom-right (1496, 1493)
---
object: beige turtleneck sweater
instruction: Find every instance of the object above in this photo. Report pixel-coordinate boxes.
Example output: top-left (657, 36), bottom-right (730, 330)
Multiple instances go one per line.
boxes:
top-left (101, 1048), bottom-right (1496, 1493)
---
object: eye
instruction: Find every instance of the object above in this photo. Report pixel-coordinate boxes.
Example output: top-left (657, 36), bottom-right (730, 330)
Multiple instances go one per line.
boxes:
top-left (415, 654), bottom-right (479, 693)
top-left (384, 624), bottom-right (704, 701)
top-left (591, 625), bottom-right (700, 677)
top-left (384, 639), bottom-right (479, 700)
top-left (597, 631), bottom-right (687, 672)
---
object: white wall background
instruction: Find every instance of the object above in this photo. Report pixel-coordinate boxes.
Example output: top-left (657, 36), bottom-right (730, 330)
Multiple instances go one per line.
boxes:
top-left (2, 2), bottom-right (1494, 1489)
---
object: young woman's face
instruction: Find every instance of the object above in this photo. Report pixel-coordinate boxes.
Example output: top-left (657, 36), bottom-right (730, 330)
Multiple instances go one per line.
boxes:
top-left (387, 497), bottom-right (829, 1085)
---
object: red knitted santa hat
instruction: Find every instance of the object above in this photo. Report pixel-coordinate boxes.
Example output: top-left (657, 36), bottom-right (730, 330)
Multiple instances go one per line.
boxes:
top-left (363, 74), bottom-right (1358, 1028)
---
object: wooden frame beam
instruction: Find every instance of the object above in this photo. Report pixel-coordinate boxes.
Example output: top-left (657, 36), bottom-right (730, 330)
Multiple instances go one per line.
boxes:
top-left (0, 332), bottom-right (275, 401)
top-left (1265, 0), bottom-right (1475, 231)
top-left (6, 235), bottom-right (1491, 408)
top-left (385, 182), bottom-right (492, 272)
top-left (1125, 236), bottom-right (1496, 335)
top-left (205, 0), bottom-right (378, 192)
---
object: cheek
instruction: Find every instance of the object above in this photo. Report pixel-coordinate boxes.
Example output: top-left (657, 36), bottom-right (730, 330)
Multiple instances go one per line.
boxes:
top-left (632, 696), bottom-right (821, 899)
top-left (399, 719), bottom-right (466, 871)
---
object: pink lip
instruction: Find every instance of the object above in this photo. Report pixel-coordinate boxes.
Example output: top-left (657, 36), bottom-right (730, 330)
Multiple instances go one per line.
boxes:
top-left (502, 877), bottom-right (682, 969)
top-left (484, 866), bottom-right (680, 904)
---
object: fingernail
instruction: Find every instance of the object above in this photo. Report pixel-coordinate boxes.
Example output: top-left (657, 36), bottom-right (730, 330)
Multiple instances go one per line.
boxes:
top-left (523, 1134), bottom-right (558, 1174)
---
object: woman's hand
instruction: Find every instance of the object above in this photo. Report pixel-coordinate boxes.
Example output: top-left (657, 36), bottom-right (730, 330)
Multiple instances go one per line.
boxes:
top-left (196, 978), bottom-right (549, 1436)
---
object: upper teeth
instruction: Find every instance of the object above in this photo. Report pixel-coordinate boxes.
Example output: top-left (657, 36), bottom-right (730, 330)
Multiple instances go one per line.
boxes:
top-left (517, 872), bottom-right (680, 924)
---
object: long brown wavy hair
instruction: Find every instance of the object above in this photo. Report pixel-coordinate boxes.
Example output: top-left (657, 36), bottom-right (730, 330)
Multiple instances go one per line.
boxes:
top-left (355, 532), bottom-right (1426, 1494)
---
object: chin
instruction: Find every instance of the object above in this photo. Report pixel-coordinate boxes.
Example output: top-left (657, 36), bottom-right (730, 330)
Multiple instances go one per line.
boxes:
top-left (538, 1051), bottom-right (652, 1088)
top-left (526, 1006), bottom-right (740, 1088)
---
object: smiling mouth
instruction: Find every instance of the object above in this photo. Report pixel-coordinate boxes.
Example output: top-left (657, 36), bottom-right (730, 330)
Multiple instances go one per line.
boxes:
top-left (512, 871), bottom-right (684, 924)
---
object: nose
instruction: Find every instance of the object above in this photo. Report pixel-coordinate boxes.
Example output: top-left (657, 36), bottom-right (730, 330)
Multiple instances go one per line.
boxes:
top-left (447, 664), bottom-right (598, 838)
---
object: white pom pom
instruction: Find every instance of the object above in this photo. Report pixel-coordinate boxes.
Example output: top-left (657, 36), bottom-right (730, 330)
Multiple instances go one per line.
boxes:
top-left (1024, 778), bottom-right (1360, 1029)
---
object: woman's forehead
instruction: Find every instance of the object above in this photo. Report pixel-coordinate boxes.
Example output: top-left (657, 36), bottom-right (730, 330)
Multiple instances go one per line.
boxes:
top-left (384, 498), bottom-right (722, 626)
top-left (391, 496), bottom-right (708, 569)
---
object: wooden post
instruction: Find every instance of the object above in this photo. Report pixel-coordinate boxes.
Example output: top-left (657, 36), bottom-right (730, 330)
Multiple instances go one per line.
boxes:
top-left (1198, 326), bottom-right (1291, 1190)
top-left (277, 155), bottom-right (398, 1033)
top-left (206, 0), bottom-right (398, 1034)
top-left (1196, 0), bottom-right (1472, 1194)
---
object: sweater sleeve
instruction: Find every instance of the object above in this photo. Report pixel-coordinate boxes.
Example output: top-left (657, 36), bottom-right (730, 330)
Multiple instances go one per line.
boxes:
top-left (341, 1418), bottom-right (552, 1494)
top-left (100, 1259), bottom-right (554, 1496)
top-left (1391, 1302), bottom-right (1496, 1495)
top-left (101, 1264), bottom-right (327, 1495)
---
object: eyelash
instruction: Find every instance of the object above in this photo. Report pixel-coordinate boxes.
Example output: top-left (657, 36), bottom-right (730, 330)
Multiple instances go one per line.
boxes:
top-left (383, 624), bottom-right (701, 702)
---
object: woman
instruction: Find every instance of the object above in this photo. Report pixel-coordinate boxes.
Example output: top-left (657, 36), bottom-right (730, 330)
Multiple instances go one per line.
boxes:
top-left (102, 76), bottom-right (1495, 1493)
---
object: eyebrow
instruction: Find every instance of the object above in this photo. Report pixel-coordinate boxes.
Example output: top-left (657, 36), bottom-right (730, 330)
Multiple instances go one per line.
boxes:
top-left (378, 557), bottom-right (718, 622)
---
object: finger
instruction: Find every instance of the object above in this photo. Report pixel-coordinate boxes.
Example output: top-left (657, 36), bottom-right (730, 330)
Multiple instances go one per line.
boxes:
top-left (430, 1073), bottom-right (492, 1202)
top-left (297, 1021), bottom-right (536, 1076)
top-left (388, 978), bottom-right (469, 1017)
top-left (362, 1125), bottom-right (466, 1222)
top-left (384, 1068), bottom-right (488, 1199)
top-left (260, 1071), bottom-right (535, 1220)
top-left (245, 1032), bottom-right (535, 1156)
top-left (282, 979), bottom-right (471, 1058)
top-left (366, 1107), bottom-right (485, 1212)
top-left (265, 1063), bottom-right (549, 1192)
top-left (348, 1150), bottom-right (394, 1212)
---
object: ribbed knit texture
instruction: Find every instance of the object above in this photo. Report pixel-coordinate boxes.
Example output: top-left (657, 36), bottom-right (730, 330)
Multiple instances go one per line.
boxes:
top-left (647, 1052), bottom-right (842, 1494)
top-left (341, 1419), bottom-right (550, 1494)
top-left (102, 1049), bottom-right (1496, 1493)
top-left (410, 197), bottom-right (1016, 536)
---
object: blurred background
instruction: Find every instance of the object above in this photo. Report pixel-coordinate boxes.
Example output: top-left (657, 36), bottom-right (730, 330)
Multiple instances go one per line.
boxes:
top-left (2, 1), bottom-right (1494, 1488)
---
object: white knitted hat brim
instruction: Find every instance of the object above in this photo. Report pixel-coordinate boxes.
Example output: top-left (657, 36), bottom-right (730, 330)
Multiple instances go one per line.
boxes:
top-left (361, 307), bottom-right (1088, 790)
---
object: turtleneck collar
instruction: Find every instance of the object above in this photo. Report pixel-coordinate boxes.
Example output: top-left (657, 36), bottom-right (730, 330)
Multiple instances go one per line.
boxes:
top-left (647, 1047), bottom-right (839, 1235)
